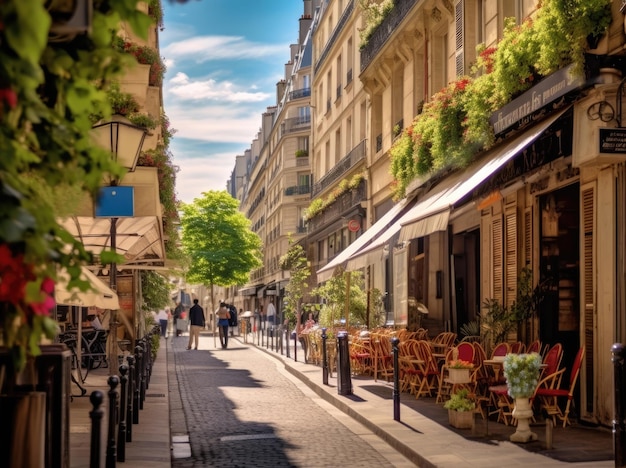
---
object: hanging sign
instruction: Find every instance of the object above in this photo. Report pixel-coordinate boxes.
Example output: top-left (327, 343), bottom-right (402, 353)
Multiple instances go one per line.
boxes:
top-left (347, 219), bottom-right (360, 232)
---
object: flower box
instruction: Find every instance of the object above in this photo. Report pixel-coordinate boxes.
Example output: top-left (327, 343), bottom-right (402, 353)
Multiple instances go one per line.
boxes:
top-left (447, 367), bottom-right (471, 384)
top-left (448, 409), bottom-right (474, 429)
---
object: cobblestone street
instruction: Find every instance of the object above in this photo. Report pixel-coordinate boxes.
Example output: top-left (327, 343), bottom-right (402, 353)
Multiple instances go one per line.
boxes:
top-left (167, 332), bottom-right (412, 467)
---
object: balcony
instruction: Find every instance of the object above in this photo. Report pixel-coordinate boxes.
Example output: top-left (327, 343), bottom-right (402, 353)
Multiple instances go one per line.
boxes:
top-left (312, 140), bottom-right (366, 197)
top-left (307, 179), bottom-right (367, 232)
top-left (288, 87), bottom-right (311, 101)
top-left (360, 0), bottom-right (415, 72)
top-left (279, 115), bottom-right (311, 138)
top-left (284, 184), bottom-right (311, 196)
top-left (315, 0), bottom-right (354, 72)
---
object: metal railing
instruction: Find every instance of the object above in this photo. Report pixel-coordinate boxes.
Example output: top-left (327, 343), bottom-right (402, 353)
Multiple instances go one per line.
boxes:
top-left (360, 0), bottom-right (415, 72)
top-left (312, 140), bottom-right (366, 197)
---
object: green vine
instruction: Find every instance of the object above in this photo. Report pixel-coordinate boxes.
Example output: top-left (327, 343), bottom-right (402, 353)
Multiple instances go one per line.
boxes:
top-left (304, 172), bottom-right (365, 220)
top-left (0, 0), bottom-right (154, 371)
top-left (388, 0), bottom-right (612, 199)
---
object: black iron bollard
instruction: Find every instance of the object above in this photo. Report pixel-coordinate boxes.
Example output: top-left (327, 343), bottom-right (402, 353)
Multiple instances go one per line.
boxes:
top-left (336, 331), bottom-right (352, 396)
top-left (286, 327), bottom-right (291, 359)
top-left (126, 355), bottom-right (135, 441)
top-left (391, 337), bottom-right (400, 421)
top-left (106, 375), bottom-right (119, 468)
top-left (90, 391), bottom-right (105, 468)
top-left (613, 343), bottom-right (626, 467)
top-left (322, 328), bottom-right (329, 385)
top-left (140, 339), bottom-right (148, 408)
top-left (293, 331), bottom-right (298, 362)
top-left (133, 345), bottom-right (142, 423)
top-left (117, 364), bottom-right (128, 462)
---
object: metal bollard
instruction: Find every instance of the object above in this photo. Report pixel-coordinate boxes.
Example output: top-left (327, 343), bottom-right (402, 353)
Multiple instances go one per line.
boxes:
top-left (286, 327), bottom-right (291, 359)
top-left (612, 343), bottom-right (626, 467)
top-left (106, 375), bottom-right (119, 468)
top-left (322, 328), bottom-right (329, 385)
top-left (336, 331), bottom-right (352, 396)
top-left (293, 331), bottom-right (298, 362)
top-left (117, 364), bottom-right (128, 462)
top-left (133, 345), bottom-right (142, 422)
top-left (391, 337), bottom-right (400, 421)
top-left (126, 355), bottom-right (135, 441)
top-left (90, 391), bottom-right (105, 468)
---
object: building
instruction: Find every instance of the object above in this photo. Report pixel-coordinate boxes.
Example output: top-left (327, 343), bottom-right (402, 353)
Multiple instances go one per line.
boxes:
top-left (231, 0), bottom-right (319, 320)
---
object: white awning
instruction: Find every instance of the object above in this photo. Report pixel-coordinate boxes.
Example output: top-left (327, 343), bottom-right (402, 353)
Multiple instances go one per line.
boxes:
top-left (56, 266), bottom-right (120, 310)
top-left (342, 107), bottom-right (570, 271)
top-left (399, 106), bottom-right (569, 241)
top-left (315, 196), bottom-right (415, 283)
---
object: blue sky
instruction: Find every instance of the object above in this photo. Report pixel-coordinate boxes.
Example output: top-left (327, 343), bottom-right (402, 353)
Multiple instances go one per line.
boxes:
top-left (160, 0), bottom-right (304, 204)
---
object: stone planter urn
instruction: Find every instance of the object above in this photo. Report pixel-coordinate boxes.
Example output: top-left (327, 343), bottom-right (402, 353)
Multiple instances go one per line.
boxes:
top-left (510, 397), bottom-right (538, 443)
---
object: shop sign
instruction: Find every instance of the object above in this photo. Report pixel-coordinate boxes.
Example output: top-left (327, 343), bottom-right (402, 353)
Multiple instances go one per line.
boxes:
top-left (599, 128), bottom-right (626, 154)
top-left (490, 64), bottom-right (582, 136)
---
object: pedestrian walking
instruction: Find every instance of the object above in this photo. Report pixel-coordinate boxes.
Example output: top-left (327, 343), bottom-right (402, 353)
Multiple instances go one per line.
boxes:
top-left (217, 302), bottom-right (231, 349)
top-left (187, 299), bottom-right (205, 350)
top-left (173, 301), bottom-right (183, 336)
top-left (156, 309), bottom-right (169, 337)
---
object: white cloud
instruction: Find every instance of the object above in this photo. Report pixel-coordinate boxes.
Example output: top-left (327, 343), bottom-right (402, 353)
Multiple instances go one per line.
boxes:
top-left (173, 148), bottom-right (236, 204)
top-left (167, 72), bottom-right (270, 103)
top-left (162, 35), bottom-right (286, 63)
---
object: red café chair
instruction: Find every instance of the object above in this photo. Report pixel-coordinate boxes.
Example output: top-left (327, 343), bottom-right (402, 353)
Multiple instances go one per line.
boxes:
top-left (541, 343), bottom-right (563, 379)
top-left (535, 347), bottom-right (585, 427)
top-left (526, 340), bottom-right (542, 355)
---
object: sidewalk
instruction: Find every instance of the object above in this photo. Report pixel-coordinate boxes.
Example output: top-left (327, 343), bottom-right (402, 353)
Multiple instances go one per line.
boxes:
top-left (68, 336), bottom-right (171, 468)
top-left (69, 332), bottom-right (615, 467)
top-left (248, 335), bottom-right (614, 468)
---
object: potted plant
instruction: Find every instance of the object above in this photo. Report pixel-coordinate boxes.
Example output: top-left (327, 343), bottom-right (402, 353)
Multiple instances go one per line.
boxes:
top-left (295, 149), bottom-right (308, 158)
top-left (503, 352), bottom-right (542, 443)
top-left (446, 359), bottom-right (474, 384)
top-left (443, 389), bottom-right (475, 429)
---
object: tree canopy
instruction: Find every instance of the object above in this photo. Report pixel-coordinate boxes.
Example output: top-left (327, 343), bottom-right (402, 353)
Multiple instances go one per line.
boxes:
top-left (180, 190), bottom-right (262, 291)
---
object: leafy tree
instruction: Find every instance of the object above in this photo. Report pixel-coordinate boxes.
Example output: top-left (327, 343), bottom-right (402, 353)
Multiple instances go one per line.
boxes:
top-left (279, 235), bottom-right (311, 331)
top-left (180, 190), bottom-right (262, 313)
top-left (140, 270), bottom-right (171, 311)
top-left (314, 269), bottom-right (367, 328)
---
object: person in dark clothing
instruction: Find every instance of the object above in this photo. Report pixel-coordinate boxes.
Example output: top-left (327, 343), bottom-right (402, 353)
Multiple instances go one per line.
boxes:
top-left (216, 302), bottom-right (231, 349)
top-left (173, 302), bottom-right (183, 336)
top-left (187, 299), bottom-right (205, 350)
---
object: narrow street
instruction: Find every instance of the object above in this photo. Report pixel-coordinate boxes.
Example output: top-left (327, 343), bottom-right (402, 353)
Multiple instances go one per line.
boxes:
top-left (167, 332), bottom-right (413, 467)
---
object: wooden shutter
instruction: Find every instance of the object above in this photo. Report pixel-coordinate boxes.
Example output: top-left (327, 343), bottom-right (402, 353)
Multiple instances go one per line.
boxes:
top-left (492, 215), bottom-right (503, 303)
top-left (504, 202), bottom-right (518, 308)
top-left (524, 207), bottom-right (533, 267)
top-left (455, 1), bottom-right (464, 77)
top-left (581, 183), bottom-right (595, 416)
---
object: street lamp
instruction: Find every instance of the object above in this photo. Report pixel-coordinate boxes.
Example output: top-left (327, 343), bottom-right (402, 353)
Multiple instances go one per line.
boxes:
top-left (92, 114), bottom-right (146, 374)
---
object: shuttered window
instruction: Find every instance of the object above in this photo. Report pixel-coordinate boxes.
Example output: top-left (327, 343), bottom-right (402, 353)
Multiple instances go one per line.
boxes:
top-left (505, 202), bottom-right (518, 308)
top-left (581, 184), bottom-right (595, 415)
top-left (455, 1), bottom-right (464, 76)
top-left (492, 215), bottom-right (503, 303)
top-left (524, 207), bottom-right (533, 267)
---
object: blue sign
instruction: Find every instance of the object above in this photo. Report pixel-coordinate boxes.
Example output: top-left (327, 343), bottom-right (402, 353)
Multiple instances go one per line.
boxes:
top-left (95, 186), bottom-right (134, 217)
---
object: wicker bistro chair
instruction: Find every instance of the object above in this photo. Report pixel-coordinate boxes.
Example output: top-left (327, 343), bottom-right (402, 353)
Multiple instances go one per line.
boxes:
top-left (349, 338), bottom-right (373, 375)
top-left (372, 334), bottom-right (394, 382)
top-left (398, 340), bottom-right (422, 393)
top-left (534, 347), bottom-right (584, 427)
top-left (410, 341), bottom-right (441, 399)
top-left (436, 343), bottom-right (476, 404)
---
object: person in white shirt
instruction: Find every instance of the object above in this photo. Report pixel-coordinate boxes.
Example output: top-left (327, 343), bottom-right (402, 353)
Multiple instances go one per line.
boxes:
top-left (156, 309), bottom-right (169, 337)
top-left (266, 299), bottom-right (276, 326)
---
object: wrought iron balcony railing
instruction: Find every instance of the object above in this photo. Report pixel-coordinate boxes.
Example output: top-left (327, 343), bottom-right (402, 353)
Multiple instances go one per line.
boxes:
top-left (312, 140), bottom-right (366, 197)
top-left (360, 0), bottom-right (415, 72)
